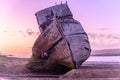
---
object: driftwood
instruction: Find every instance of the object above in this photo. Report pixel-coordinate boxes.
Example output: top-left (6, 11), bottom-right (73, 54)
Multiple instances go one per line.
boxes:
top-left (32, 3), bottom-right (91, 69)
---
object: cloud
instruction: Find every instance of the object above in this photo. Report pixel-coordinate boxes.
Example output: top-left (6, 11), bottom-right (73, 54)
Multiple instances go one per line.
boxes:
top-left (88, 33), bottom-right (120, 45)
top-left (98, 28), bottom-right (110, 31)
top-left (2, 28), bottom-right (40, 37)
top-left (4, 30), bottom-right (8, 32)
top-left (19, 30), bottom-right (22, 33)
top-left (26, 28), bottom-right (40, 36)
top-left (26, 28), bottom-right (35, 36)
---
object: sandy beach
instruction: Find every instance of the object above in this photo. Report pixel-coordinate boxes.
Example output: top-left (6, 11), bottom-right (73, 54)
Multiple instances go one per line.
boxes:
top-left (0, 54), bottom-right (119, 80)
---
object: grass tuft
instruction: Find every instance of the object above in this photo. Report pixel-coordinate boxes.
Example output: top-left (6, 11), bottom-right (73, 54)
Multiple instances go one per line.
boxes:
top-left (26, 56), bottom-right (71, 74)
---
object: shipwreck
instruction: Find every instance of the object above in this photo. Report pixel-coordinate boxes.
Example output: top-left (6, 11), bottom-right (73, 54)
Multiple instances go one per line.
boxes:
top-left (32, 3), bottom-right (91, 69)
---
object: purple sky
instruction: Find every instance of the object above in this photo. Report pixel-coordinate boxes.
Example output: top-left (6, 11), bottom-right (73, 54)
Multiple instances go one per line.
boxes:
top-left (0, 0), bottom-right (120, 57)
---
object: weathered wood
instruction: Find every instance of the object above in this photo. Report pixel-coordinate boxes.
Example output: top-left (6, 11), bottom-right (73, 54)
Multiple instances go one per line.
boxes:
top-left (47, 39), bottom-right (75, 68)
top-left (58, 19), bottom-right (85, 35)
top-left (35, 4), bottom-right (73, 32)
top-left (32, 3), bottom-right (91, 69)
top-left (52, 4), bottom-right (73, 18)
top-left (35, 7), bottom-right (52, 27)
top-left (57, 19), bottom-right (91, 68)
top-left (32, 23), bottom-right (62, 58)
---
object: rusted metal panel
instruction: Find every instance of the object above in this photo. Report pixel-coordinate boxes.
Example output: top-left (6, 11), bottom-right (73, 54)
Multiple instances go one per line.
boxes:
top-left (47, 39), bottom-right (75, 68)
top-left (32, 23), bottom-right (62, 58)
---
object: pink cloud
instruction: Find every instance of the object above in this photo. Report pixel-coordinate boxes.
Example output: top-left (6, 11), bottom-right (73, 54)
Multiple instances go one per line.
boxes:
top-left (88, 33), bottom-right (120, 45)
top-left (26, 28), bottom-right (34, 36)
top-left (25, 28), bottom-right (40, 36)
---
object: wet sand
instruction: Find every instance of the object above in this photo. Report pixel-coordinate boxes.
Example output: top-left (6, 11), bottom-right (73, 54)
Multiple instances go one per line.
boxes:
top-left (0, 55), bottom-right (120, 80)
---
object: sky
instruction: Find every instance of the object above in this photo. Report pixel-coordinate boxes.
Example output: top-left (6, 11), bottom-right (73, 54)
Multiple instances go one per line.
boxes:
top-left (0, 0), bottom-right (120, 57)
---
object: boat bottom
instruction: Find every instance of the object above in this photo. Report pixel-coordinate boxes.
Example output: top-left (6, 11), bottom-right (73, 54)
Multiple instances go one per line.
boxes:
top-left (47, 39), bottom-right (75, 69)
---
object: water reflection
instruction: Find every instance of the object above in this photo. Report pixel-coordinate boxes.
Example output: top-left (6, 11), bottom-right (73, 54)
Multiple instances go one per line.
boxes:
top-left (0, 78), bottom-right (9, 80)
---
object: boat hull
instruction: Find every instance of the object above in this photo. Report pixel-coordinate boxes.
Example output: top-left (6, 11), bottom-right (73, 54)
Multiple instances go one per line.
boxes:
top-left (32, 3), bottom-right (91, 69)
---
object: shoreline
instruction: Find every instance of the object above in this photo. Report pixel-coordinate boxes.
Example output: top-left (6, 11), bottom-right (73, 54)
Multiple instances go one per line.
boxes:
top-left (0, 54), bottom-right (120, 79)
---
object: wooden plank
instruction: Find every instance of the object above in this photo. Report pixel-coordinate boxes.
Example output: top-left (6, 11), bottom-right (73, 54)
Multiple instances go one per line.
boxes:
top-left (57, 19), bottom-right (91, 68)
top-left (35, 4), bottom-right (73, 31)
top-left (47, 39), bottom-right (75, 68)
top-left (66, 35), bottom-right (91, 66)
top-left (52, 4), bottom-right (73, 18)
top-left (32, 23), bottom-right (62, 58)
top-left (35, 7), bottom-right (52, 26)
top-left (59, 19), bottom-right (85, 36)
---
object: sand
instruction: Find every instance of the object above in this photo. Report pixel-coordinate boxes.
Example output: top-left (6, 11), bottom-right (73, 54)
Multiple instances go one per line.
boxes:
top-left (0, 55), bottom-right (120, 80)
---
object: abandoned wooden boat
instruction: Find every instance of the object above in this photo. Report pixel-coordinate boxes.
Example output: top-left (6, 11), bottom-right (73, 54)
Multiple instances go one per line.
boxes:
top-left (32, 3), bottom-right (91, 68)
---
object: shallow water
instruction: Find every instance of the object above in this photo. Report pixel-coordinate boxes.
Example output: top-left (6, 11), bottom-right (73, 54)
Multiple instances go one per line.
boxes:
top-left (87, 56), bottom-right (120, 62)
top-left (0, 78), bottom-right (9, 80)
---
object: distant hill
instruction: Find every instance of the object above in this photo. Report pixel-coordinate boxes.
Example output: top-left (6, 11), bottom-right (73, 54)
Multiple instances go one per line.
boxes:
top-left (91, 49), bottom-right (120, 56)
